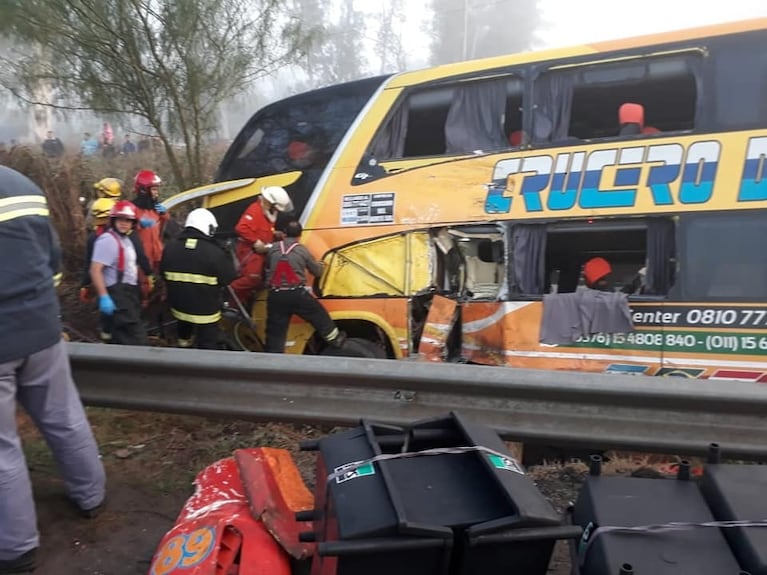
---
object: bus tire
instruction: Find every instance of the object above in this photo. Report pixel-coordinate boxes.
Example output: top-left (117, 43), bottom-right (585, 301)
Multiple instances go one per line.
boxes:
top-left (320, 337), bottom-right (387, 359)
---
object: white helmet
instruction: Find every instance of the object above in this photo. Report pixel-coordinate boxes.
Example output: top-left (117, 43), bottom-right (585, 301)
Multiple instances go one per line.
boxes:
top-left (185, 208), bottom-right (218, 237)
top-left (261, 186), bottom-right (293, 213)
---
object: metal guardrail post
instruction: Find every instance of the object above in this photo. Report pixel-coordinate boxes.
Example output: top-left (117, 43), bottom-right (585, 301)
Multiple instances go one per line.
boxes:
top-left (67, 342), bottom-right (767, 460)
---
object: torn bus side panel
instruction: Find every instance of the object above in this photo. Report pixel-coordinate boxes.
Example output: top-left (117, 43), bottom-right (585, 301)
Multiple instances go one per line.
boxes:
top-left (413, 224), bottom-right (509, 361)
top-left (417, 294), bottom-right (459, 361)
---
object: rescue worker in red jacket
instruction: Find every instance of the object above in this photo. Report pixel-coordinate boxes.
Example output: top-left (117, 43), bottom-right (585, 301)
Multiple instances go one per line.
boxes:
top-left (160, 208), bottom-right (237, 349)
top-left (264, 220), bottom-right (344, 353)
top-left (131, 170), bottom-right (167, 300)
top-left (229, 186), bottom-right (293, 305)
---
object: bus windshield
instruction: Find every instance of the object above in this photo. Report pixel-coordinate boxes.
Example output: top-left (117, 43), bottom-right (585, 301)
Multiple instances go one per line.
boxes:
top-left (215, 75), bottom-right (390, 224)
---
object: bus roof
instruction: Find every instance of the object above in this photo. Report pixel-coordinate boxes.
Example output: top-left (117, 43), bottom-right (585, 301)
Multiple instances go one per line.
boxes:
top-left (387, 17), bottom-right (767, 88)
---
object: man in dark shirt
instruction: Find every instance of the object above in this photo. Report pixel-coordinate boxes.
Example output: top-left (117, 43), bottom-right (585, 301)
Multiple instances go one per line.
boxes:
top-left (41, 130), bottom-right (64, 158)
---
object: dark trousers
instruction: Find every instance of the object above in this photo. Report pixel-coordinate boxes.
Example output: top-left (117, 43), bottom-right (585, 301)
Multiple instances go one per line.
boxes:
top-left (176, 320), bottom-right (221, 350)
top-left (104, 283), bottom-right (147, 346)
top-left (265, 289), bottom-right (336, 353)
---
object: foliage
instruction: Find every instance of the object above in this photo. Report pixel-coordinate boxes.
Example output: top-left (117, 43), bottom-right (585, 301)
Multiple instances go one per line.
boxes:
top-left (372, 0), bottom-right (407, 74)
top-left (290, 0), bottom-right (368, 87)
top-left (429, 0), bottom-right (541, 64)
top-left (0, 144), bottom-right (224, 283)
top-left (0, 0), bottom-right (318, 189)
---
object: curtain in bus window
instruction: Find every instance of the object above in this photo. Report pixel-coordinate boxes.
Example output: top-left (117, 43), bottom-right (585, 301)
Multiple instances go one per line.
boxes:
top-left (510, 224), bottom-right (546, 295)
top-left (444, 79), bottom-right (508, 155)
top-left (532, 73), bottom-right (574, 143)
top-left (371, 100), bottom-right (409, 160)
top-left (645, 217), bottom-right (675, 295)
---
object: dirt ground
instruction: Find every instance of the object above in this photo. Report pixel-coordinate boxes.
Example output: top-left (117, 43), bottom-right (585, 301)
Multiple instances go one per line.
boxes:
top-left (17, 406), bottom-right (689, 575)
top-left (18, 410), bottom-right (331, 575)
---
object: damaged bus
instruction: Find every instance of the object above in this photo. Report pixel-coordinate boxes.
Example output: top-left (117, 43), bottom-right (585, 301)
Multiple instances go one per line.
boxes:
top-left (167, 18), bottom-right (767, 380)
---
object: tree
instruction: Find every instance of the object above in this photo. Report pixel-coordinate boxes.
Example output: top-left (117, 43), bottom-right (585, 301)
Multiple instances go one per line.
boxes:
top-left (291, 0), bottom-right (367, 89)
top-left (372, 0), bottom-right (407, 74)
top-left (429, 0), bottom-right (541, 65)
top-left (0, 0), bottom-right (318, 189)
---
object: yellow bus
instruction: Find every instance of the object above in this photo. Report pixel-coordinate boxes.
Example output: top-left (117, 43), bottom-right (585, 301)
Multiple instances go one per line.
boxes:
top-left (168, 18), bottom-right (767, 381)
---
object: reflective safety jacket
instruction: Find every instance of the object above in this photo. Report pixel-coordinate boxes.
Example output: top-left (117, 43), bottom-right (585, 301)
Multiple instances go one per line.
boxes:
top-left (160, 227), bottom-right (237, 324)
top-left (0, 166), bottom-right (63, 362)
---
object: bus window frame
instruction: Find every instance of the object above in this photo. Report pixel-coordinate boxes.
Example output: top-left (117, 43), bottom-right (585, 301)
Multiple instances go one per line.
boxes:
top-left (528, 47), bottom-right (706, 146)
top-left (504, 216), bottom-right (676, 302)
top-left (366, 67), bottom-right (529, 164)
top-left (676, 210), bottom-right (767, 303)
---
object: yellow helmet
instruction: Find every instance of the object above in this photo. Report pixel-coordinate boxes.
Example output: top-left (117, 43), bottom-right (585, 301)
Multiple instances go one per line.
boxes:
top-left (91, 197), bottom-right (117, 220)
top-left (93, 177), bottom-right (123, 198)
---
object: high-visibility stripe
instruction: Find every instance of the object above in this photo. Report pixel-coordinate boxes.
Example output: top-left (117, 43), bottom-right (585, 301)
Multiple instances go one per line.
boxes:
top-left (0, 195), bottom-right (47, 208)
top-left (53, 272), bottom-right (63, 287)
top-left (0, 195), bottom-right (49, 223)
top-left (163, 271), bottom-right (218, 285)
top-left (323, 327), bottom-right (340, 342)
top-left (170, 307), bottom-right (222, 324)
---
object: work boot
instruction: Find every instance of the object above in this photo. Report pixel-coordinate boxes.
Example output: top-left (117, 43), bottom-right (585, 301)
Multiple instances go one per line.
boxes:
top-left (329, 331), bottom-right (347, 348)
top-left (0, 548), bottom-right (37, 574)
top-left (78, 500), bottom-right (106, 519)
top-left (69, 497), bottom-right (106, 519)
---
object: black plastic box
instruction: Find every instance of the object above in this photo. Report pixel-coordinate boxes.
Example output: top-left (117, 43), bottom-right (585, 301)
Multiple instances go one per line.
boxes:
top-left (700, 463), bottom-right (767, 575)
top-left (572, 475), bottom-right (741, 575)
top-left (308, 412), bottom-right (574, 575)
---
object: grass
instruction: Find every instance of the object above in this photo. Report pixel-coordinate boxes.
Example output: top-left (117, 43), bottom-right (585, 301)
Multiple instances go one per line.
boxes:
top-left (19, 408), bottom-right (335, 496)
top-left (19, 406), bottom-right (702, 501)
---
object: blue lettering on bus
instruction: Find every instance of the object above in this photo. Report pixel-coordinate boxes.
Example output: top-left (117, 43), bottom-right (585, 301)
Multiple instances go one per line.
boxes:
top-left (679, 141), bottom-right (718, 204)
top-left (739, 136), bottom-right (767, 201)
top-left (486, 139), bottom-right (726, 213)
top-left (645, 144), bottom-right (682, 205)
top-left (547, 152), bottom-right (584, 211)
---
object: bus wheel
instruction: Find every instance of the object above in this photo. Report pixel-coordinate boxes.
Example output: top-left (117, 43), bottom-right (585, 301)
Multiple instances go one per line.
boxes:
top-left (220, 319), bottom-right (262, 352)
top-left (320, 337), bottom-right (387, 359)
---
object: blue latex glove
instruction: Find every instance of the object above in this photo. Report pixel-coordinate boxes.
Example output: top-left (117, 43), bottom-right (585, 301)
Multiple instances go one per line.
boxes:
top-left (98, 294), bottom-right (116, 315)
top-left (139, 217), bottom-right (156, 228)
top-left (155, 203), bottom-right (167, 215)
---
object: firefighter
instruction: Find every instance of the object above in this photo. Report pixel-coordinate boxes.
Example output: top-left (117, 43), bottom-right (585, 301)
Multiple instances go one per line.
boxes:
top-left (80, 197), bottom-right (152, 342)
top-left (160, 208), bottom-right (237, 349)
top-left (89, 200), bottom-right (147, 345)
top-left (131, 170), bottom-right (168, 301)
top-left (264, 220), bottom-right (345, 353)
top-left (229, 186), bottom-right (293, 306)
top-left (0, 166), bottom-right (105, 573)
top-left (94, 177), bottom-right (123, 200)
top-left (85, 177), bottom-right (123, 229)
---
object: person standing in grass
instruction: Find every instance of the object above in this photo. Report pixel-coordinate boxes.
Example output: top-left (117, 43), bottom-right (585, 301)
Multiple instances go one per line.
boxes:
top-left (0, 166), bottom-right (105, 574)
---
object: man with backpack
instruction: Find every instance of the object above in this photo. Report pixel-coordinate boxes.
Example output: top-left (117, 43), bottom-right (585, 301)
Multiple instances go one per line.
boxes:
top-left (263, 220), bottom-right (344, 353)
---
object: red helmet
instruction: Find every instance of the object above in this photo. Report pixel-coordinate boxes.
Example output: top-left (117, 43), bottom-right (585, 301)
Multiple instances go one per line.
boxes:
top-left (110, 200), bottom-right (138, 220)
top-left (134, 170), bottom-right (162, 195)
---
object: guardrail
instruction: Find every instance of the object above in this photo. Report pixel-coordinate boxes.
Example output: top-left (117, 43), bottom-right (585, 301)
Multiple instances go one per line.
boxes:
top-left (66, 342), bottom-right (767, 460)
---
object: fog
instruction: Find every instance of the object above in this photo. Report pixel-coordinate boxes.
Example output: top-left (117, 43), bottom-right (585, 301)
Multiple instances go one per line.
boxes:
top-left (2, 0), bottom-right (765, 149)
